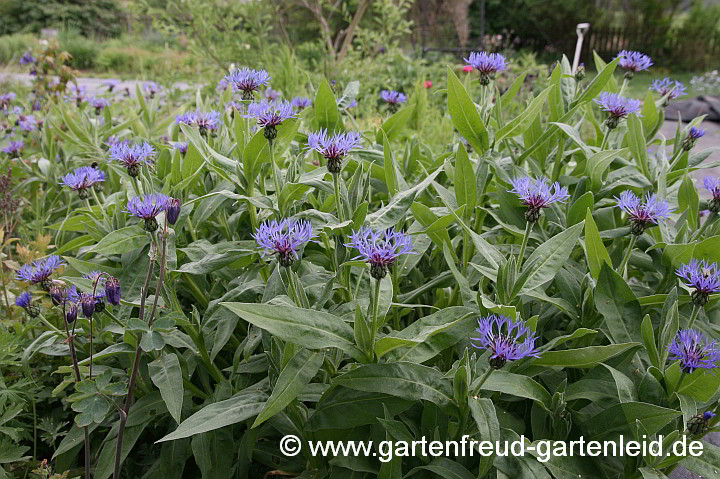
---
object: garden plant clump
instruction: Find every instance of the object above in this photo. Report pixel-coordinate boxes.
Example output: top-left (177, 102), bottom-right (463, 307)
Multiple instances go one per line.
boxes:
top-left (1, 44), bottom-right (719, 479)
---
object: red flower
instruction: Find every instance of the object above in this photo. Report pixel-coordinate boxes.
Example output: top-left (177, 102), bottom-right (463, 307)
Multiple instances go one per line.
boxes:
top-left (463, 65), bottom-right (473, 72)
top-left (424, 80), bottom-right (432, 89)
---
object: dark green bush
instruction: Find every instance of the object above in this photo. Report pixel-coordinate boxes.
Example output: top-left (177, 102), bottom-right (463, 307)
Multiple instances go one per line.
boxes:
top-left (0, 0), bottom-right (124, 38)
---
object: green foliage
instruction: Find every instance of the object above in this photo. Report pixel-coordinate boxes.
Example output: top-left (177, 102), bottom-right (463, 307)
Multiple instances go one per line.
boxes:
top-left (0, 0), bottom-right (124, 38)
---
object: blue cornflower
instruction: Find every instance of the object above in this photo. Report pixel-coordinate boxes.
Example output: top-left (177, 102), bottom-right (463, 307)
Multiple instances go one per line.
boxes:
top-left (67, 84), bottom-right (88, 105)
top-left (253, 218), bottom-right (315, 267)
top-left (224, 67), bottom-right (271, 99)
top-left (16, 115), bottom-right (38, 133)
top-left (346, 227), bottom-right (414, 280)
top-left (265, 88), bottom-right (280, 101)
top-left (703, 177), bottom-right (720, 212)
top-left (225, 101), bottom-right (245, 116)
top-left (1, 93), bottom-right (17, 109)
top-left (60, 166), bottom-right (106, 198)
top-left (15, 291), bottom-right (31, 309)
top-left (471, 314), bottom-right (541, 369)
top-left (668, 329), bottom-right (720, 374)
top-left (89, 97), bottom-right (110, 114)
top-left (676, 259), bottom-right (720, 306)
top-left (650, 78), bottom-right (687, 101)
top-left (380, 90), bottom-right (407, 106)
top-left (508, 176), bottom-right (570, 223)
top-left (615, 190), bottom-right (673, 235)
top-left (306, 129), bottom-right (362, 173)
top-left (109, 141), bottom-right (155, 177)
top-left (464, 52), bottom-right (507, 85)
top-left (125, 193), bottom-right (171, 232)
top-left (3, 140), bottom-right (24, 158)
top-left (594, 92), bottom-right (643, 128)
top-left (144, 82), bottom-right (161, 98)
top-left (244, 100), bottom-right (296, 141)
top-left (175, 111), bottom-right (197, 125)
top-left (172, 142), bottom-right (188, 155)
top-left (683, 126), bottom-right (705, 151)
top-left (291, 96), bottom-right (312, 110)
top-left (16, 256), bottom-right (65, 289)
top-left (216, 78), bottom-right (229, 92)
top-left (19, 51), bottom-right (36, 65)
top-left (616, 50), bottom-right (653, 77)
top-left (194, 110), bottom-right (221, 136)
top-left (103, 79), bottom-right (121, 92)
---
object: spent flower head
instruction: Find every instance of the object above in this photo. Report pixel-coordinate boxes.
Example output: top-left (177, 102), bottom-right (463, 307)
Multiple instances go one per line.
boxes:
top-left (615, 190), bottom-right (673, 235)
top-left (676, 259), bottom-right (720, 306)
top-left (463, 52), bottom-right (507, 85)
top-left (16, 255), bottom-right (65, 290)
top-left (60, 166), bottom-right (106, 199)
top-left (594, 92), bottom-right (643, 129)
top-left (306, 129), bottom-right (362, 173)
top-left (688, 411), bottom-right (717, 436)
top-left (668, 329), bottom-right (720, 374)
top-left (616, 50), bottom-right (653, 77)
top-left (125, 193), bottom-right (171, 232)
top-left (346, 227), bottom-right (414, 280)
top-left (508, 176), bottom-right (570, 223)
top-left (253, 218), bottom-right (315, 267)
top-left (471, 314), bottom-right (540, 369)
top-left (109, 141), bottom-right (155, 177)
top-left (224, 67), bottom-right (271, 100)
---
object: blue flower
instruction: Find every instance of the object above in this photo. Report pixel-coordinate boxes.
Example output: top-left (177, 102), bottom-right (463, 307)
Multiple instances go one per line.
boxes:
top-left (594, 92), bottom-right (643, 128)
top-left (683, 126), bottom-right (706, 151)
top-left (509, 176), bottom-right (569, 222)
top-left (89, 97), bottom-right (110, 112)
top-left (224, 67), bottom-right (271, 99)
top-left (703, 177), bottom-right (720, 212)
top-left (668, 329), bottom-right (720, 373)
top-left (16, 255), bottom-right (65, 288)
top-left (15, 291), bottom-right (32, 309)
top-left (17, 116), bottom-right (38, 132)
top-left (60, 166), bottom-right (106, 197)
top-left (676, 259), bottom-right (720, 306)
top-left (225, 101), bottom-right (245, 115)
top-left (172, 142), bottom-right (188, 155)
top-left (616, 50), bottom-right (653, 74)
top-left (175, 111), bottom-right (197, 125)
top-left (253, 218), bottom-right (315, 267)
top-left (471, 314), bottom-right (540, 369)
top-left (125, 193), bottom-right (171, 232)
top-left (0, 93), bottom-right (16, 109)
top-left (650, 78), bottom-right (687, 100)
top-left (245, 100), bottom-right (296, 141)
top-left (109, 141), bottom-right (155, 177)
top-left (67, 84), bottom-right (89, 104)
top-left (265, 88), bottom-right (280, 101)
top-left (3, 140), bottom-right (24, 157)
top-left (464, 52), bottom-right (507, 85)
top-left (195, 110), bottom-right (221, 134)
top-left (306, 129), bottom-right (362, 173)
top-left (291, 96), bottom-right (312, 110)
top-left (380, 90), bottom-right (406, 105)
top-left (346, 227), bottom-right (413, 279)
top-left (19, 51), bottom-right (36, 65)
top-left (615, 190), bottom-right (673, 235)
top-left (144, 82), bottom-right (161, 98)
top-left (103, 79), bottom-right (121, 91)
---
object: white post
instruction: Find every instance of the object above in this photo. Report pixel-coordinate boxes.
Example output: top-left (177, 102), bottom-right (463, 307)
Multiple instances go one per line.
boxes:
top-left (573, 23), bottom-right (590, 73)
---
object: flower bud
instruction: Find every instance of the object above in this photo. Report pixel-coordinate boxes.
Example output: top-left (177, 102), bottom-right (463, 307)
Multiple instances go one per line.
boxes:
top-left (66, 304), bottom-right (78, 323)
top-left (80, 294), bottom-right (95, 318)
top-left (166, 198), bottom-right (181, 225)
top-left (104, 276), bottom-right (121, 305)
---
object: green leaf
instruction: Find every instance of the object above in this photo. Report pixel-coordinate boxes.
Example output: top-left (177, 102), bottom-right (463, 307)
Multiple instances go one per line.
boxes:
top-left (595, 263), bottom-right (643, 343)
top-left (477, 371), bottom-right (551, 410)
top-left (581, 402), bottom-right (681, 440)
top-left (447, 67), bottom-right (488, 152)
top-left (376, 105), bottom-right (415, 143)
top-left (678, 174), bottom-right (699, 230)
top-left (496, 85), bottom-right (553, 142)
top-left (469, 398), bottom-right (500, 476)
top-left (584, 209), bottom-right (612, 279)
top-left (306, 388), bottom-right (413, 431)
top-left (571, 55), bottom-right (620, 108)
top-left (680, 440), bottom-right (720, 478)
top-left (642, 314), bottom-right (661, 370)
top-left (381, 131), bottom-right (399, 197)
top-left (567, 191), bottom-right (593, 226)
top-left (252, 349), bottom-right (323, 428)
top-left (314, 78), bottom-right (340, 133)
top-left (627, 114), bottom-right (650, 179)
top-left (149, 353), bottom-right (184, 425)
top-left (533, 343), bottom-right (641, 368)
top-left (454, 143), bottom-right (476, 218)
top-left (89, 226), bottom-right (149, 255)
top-left (332, 362), bottom-right (456, 413)
top-left (221, 302), bottom-right (364, 361)
top-left (157, 390), bottom-right (267, 442)
top-left (514, 222), bottom-right (583, 295)
top-left (406, 458), bottom-right (475, 479)
top-left (587, 148), bottom-right (627, 189)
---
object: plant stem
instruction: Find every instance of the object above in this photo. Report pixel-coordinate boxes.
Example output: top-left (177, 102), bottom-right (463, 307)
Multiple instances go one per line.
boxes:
top-left (90, 188), bottom-right (110, 227)
top-left (371, 277), bottom-right (381, 351)
top-left (692, 211), bottom-right (717, 241)
top-left (113, 236), bottom-right (158, 479)
top-left (63, 309), bottom-right (90, 479)
top-left (617, 235), bottom-right (637, 276)
top-left (332, 172), bottom-right (344, 222)
top-left (471, 367), bottom-right (494, 396)
top-left (619, 78), bottom-right (628, 96)
top-left (269, 140), bottom-right (282, 212)
top-left (599, 129), bottom-right (610, 151)
top-left (687, 305), bottom-right (700, 330)
top-left (516, 221), bottom-right (533, 275)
